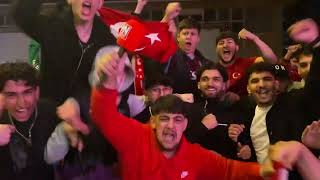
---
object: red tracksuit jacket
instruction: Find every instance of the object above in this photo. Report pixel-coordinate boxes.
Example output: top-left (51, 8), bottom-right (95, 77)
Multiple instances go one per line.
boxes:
top-left (91, 88), bottom-right (262, 180)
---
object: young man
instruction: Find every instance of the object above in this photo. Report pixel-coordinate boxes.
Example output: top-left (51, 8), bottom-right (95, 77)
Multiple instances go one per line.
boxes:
top-left (0, 62), bottom-right (59, 180)
top-left (12, 0), bottom-right (147, 105)
top-left (185, 61), bottom-right (251, 160)
top-left (89, 51), bottom-right (272, 179)
top-left (134, 74), bottom-right (174, 123)
top-left (228, 19), bottom-right (320, 180)
top-left (165, 17), bottom-right (209, 95)
top-left (290, 46), bottom-right (314, 90)
top-left (216, 29), bottom-right (277, 96)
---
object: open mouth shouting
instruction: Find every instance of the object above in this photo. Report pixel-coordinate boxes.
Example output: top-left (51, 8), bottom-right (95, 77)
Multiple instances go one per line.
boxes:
top-left (81, 1), bottom-right (93, 16)
top-left (162, 129), bottom-right (177, 146)
top-left (220, 48), bottom-right (234, 61)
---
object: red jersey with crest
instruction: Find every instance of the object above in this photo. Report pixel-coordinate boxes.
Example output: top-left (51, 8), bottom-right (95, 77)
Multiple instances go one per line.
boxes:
top-left (226, 57), bottom-right (256, 96)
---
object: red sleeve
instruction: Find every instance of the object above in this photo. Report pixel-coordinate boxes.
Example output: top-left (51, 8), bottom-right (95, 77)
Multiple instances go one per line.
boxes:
top-left (90, 88), bottom-right (144, 154)
top-left (200, 150), bottom-right (262, 180)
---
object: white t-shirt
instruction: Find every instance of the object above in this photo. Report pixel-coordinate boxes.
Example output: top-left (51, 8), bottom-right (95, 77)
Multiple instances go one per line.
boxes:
top-left (250, 105), bottom-right (272, 164)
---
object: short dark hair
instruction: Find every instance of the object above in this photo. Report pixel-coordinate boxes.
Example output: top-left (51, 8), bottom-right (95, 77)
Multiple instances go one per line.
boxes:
top-left (292, 46), bottom-right (313, 61)
top-left (0, 62), bottom-right (40, 91)
top-left (246, 62), bottom-right (276, 82)
top-left (216, 31), bottom-right (239, 45)
top-left (150, 95), bottom-right (187, 116)
top-left (178, 17), bottom-right (201, 33)
top-left (196, 61), bottom-right (228, 82)
top-left (144, 74), bottom-right (173, 90)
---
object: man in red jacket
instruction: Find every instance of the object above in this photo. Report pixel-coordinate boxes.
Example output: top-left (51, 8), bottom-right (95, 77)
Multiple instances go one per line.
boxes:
top-left (89, 51), bottom-right (273, 179)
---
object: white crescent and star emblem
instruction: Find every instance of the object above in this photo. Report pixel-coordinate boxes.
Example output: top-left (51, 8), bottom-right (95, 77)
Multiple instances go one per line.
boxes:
top-left (232, 72), bottom-right (241, 79)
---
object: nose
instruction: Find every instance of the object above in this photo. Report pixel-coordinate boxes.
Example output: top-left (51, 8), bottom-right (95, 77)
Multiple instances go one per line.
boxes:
top-left (16, 95), bottom-right (26, 108)
top-left (208, 79), bottom-right (215, 86)
top-left (159, 89), bottom-right (165, 96)
top-left (257, 80), bottom-right (265, 87)
top-left (167, 119), bottom-right (175, 129)
top-left (222, 42), bottom-right (227, 47)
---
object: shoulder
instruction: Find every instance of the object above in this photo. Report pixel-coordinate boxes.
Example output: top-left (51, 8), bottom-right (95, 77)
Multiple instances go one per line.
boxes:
top-left (236, 57), bottom-right (256, 65)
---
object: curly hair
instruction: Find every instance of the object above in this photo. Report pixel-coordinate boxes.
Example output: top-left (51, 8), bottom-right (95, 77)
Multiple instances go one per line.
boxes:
top-left (0, 62), bottom-right (40, 91)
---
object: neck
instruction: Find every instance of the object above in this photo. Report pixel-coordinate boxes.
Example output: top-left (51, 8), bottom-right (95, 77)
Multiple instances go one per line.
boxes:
top-left (187, 53), bottom-right (195, 60)
top-left (74, 19), bottom-right (94, 43)
top-left (257, 102), bottom-right (273, 108)
top-left (163, 150), bottom-right (176, 159)
top-left (219, 58), bottom-right (235, 67)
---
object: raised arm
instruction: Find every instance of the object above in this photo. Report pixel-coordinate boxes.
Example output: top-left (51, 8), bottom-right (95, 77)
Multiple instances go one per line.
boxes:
top-left (133, 0), bottom-right (148, 15)
top-left (302, 120), bottom-right (320, 149)
top-left (289, 19), bottom-right (320, 118)
top-left (161, 2), bottom-right (181, 23)
top-left (238, 28), bottom-right (278, 63)
top-left (12, 0), bottom-right (47, 40)
top-left (200, 147), bottom-right (265, 179)
top-left (268, 141), bottom-right (320, 180)
top-left (91, 51), bottom-right (144, 153)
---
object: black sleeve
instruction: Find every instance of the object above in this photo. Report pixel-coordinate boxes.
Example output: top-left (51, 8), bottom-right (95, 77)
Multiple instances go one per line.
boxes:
top-left (12, 0), bottom-right (51, 42)
top-left (184, 103), bottom-right (209, 143)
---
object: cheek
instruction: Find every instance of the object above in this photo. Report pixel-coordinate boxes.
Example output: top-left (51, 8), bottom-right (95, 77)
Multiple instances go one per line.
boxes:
top-left (150, 93), bottom-right (159, 100)
top-left (177, 123), bottom-right (187, 135)
top-left (4, 100), bottom-right (16, 110)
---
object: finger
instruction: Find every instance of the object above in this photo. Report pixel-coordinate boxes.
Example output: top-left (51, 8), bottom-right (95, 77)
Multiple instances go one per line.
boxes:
top-left (104, 65), bottom-right (118, 77)
top-left (237, 142), bottom-right (242, 148)
top-left (229, 130), bottom-right (239, 136)
top-left (78, 123), bottom-right (90, 135)
top-left (77, 138), bottom-right (84, 152)
top-left (70, 135), bottom-right (78, 148)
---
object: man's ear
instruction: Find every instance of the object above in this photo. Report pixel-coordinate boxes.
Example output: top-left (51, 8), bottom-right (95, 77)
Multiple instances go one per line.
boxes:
top-left (150, 115), bottom-right (156, 129)
top-left (66, 0), bottom-right (72, 5)
top-left (247, 85), bottom-right (251, 94)
top-left (274, 79), bottom-right (280, 91)
top-left (35, 86), bottom-right (40, 101)
top-left (222, 82), bottom-right (227, 92)
top-left (182, 117), bottom-right (188, 132)
top-left (235, 44), bottom-right (239, 52)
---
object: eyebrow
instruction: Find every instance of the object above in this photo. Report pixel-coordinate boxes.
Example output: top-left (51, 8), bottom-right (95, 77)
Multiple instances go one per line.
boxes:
top-left (3, 87), bottom-right (35, 94)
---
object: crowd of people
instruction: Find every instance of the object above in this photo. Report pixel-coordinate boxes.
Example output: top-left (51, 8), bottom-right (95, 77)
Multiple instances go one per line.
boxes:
top-left (1, 0), bottom-right (320, 180)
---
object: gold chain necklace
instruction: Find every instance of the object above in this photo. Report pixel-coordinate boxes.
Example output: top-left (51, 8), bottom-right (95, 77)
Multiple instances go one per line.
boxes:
top-left (8, 107), bottom-right (38, 146)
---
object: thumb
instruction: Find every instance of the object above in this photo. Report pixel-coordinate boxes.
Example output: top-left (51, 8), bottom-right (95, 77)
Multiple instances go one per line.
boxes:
top-left (77, 138), bottom-right (84, 152)
top-left (237, 142), bottom-right (242, 148)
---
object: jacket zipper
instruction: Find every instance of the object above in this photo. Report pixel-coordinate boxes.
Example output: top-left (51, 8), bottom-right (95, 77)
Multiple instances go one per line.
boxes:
top-left (76, 41), bottom-right (93, 73)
